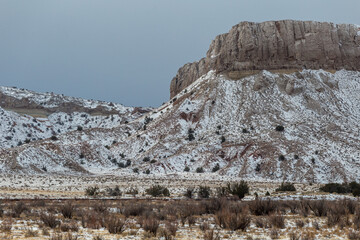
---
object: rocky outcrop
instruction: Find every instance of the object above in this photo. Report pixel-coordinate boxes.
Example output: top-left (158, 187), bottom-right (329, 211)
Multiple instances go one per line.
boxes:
top-left (170, 20), bottom-right (360, 98)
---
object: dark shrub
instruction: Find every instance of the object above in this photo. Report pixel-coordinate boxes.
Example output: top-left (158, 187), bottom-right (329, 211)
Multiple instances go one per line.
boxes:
top-left (308, 200), bottom-right (328, 217)
top-left (133, 168), bottom-right (139, 174)
top-left (198, 186), bottom-right (211, 199)
top-left (143, 157), bottom-right (150, 162)
top-left (106, 186), bottom-right (122, 196)
top-left (276, 182), bottom-right (296, 192)
top-left (227, 181), bottom-right (249, 199)
top-left (40, 213), bottom-right (59, 228)
top-left (60, 202), bottom-right (75, 219)
top-left (50, 135), bottom-right (58, 141)
top-left (196, 167), bottom-right (204, 173)
top-left (320, 183), bottom-right (351, 194)
top-left (11, 202), bottom-right (28, 218)
top-left (150, 160), bottom-right (157, 164)
top-left (268, 215), bottom-right (285, 229)
top-left (141, 217), bottom-right (159, 235)
top-left (275, 125), bottom-right (284, 131)
top-left (77, 126), bottom-right (83, 131)
top-left (188, 128), bottom-right (195, 141)
top-left (145, 185), bottom-right (170, 197)
top-left (105, 215), bottom-right (126, 234)
top-left (249, 199), bottom-right (276, 216)
top-left (145, 169), bottom-right (150, 174)
top-left (184, 166), bottom-right (190, 172)
top-left (126, 159), bottom-right (131, 167)
top-left (221, 136), bottom-right (225, 143)
top-left (184, 188), bottom-right (195, 199)
top-left (278, 155), bottom-right (285, 161)
top-left (212, 163), bottom-right (220, 172)
top-left (350, 181), bottom-right (360, 197)
top-left (85, 186), bottom-right (99, 196)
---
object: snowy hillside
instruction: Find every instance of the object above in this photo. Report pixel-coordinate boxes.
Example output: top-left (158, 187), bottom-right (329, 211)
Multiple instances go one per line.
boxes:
top-left (0, 70), bottom-right (360, 183)
top-left (0, 86), bottom-right (150, 116)
top-left (0, 86), bottom-right (151, 149)
top-left (0, 107), bottom-right (141, 149)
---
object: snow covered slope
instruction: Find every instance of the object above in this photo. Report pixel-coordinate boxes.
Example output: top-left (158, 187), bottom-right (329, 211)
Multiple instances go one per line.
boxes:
top-left (1, 70), bottom-right (360, 183)
top-left (0, 87), bottom-right (151, 149)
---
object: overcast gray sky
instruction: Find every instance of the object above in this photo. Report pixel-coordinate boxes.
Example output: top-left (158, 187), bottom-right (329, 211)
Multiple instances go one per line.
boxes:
top-left (1, 0), bottom-right (359, 107)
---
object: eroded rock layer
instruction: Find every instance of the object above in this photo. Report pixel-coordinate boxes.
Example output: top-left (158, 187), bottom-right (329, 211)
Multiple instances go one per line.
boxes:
top-left (170, 20), bottom-right (360, 97)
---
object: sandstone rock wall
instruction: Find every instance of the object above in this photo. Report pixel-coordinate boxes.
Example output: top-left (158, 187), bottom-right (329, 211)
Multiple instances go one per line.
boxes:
top-left (170, 20), bottom-right (360, 98)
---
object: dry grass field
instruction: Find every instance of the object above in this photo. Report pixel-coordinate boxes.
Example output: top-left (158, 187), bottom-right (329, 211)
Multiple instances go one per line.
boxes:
top-left (0, 175), bottom-right (359, 239)
top-left (1, 198), bottom-right (360, 239)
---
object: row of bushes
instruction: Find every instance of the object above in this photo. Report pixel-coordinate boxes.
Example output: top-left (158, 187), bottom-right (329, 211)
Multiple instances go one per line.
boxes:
top-left (320, 181), bottom-right (360, 196)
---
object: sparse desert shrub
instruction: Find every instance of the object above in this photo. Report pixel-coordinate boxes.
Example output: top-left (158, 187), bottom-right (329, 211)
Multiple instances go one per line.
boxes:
top-left (132, 168), bottom-right (139, 174)
top-left (145, 169), bottom-right (150, 174)
top-left (289, 232), bottom-right (300, 240)
top-left (125, 187), bottom-right (138, 197)
top-left (348, 230), bottom-right (360, 240)
top-left (0, 219), bottom-right (12, 232)
top-left (85, 186), bottom-right (99, 196)
top-left (105, 215), bottom-right (126, 234)
top-left (60, 202), bottom-right (75, 219)
top-left (308, 200), bottom-right (328, 217)
top-left (159, 221), bottom-right (177, 240)
top-left (327, 204), bottom-right (346, 227)
top-left (226, 181), bottom-right (249, 199)
top-left (122, 203), bottom-right (145, 217)
top-left (184, 166), bottom-right (190, 172)
top-left (11, 201), bottom-right (28, 218)
top-left (249, 199), bottom-right (276, 216)
top-left (268, 214), bottom-right (285, 229)
top-left (140, 217), bottom-right (159, 235)
top-left (295, 219), bottom-right (305, 228)
top-left (216, 208), bottom-right (250, 231)
top-left (92, 202), bottom-right (108, 213)
top-left (187, 215), bottom-right (196, 226)
top-left (312, 220), bottom-right (320, 230)
top-left (143, 157), bottom-right (150, 162)
top-left (145, 185), bottom-right (170, 197)
top-left (184, 188), bottom-right (195, 199)
top-left (198, 186), bottom-right (211, 199)
top-left (105, 186), bottom-right (122, 196)
top-left (60, 222), bottom-right (79, 232)
top-left (40, 213), bottom-right (60, 228)
top-left (276, 182), bottom-right (296, 192)
top-left (203, 229), bottom-right (220, 240)
top-left (270, 229), bottom-right (279, 239)
top-left (80, 211), bottom-right (103, 229)
top-left (278, 155), bottom-right (285, 161)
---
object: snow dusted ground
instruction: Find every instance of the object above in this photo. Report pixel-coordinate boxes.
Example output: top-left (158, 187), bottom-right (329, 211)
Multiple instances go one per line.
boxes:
top-left (0, 69), bottom-right (359, 184)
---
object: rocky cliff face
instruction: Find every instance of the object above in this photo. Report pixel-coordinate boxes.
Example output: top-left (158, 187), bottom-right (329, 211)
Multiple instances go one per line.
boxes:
top-left (170, 20), bottom-right (360, 98)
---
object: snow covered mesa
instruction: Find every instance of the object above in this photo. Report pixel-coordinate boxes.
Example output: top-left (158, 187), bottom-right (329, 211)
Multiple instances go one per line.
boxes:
top-left (0, 20), bottom-right (360, 184)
